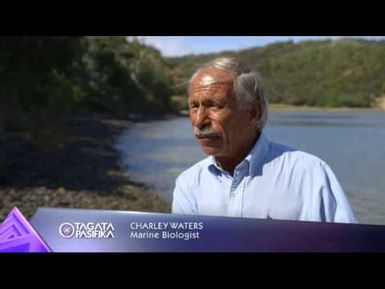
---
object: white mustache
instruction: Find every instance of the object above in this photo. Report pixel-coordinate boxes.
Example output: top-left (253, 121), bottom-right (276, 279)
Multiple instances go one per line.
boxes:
top-left (193, 125), bottom-right (218, 137)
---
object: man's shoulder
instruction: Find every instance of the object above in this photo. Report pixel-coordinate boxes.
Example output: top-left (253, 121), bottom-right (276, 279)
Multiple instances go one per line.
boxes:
top-left (269, 141), bottom-right (327, 170)
top-left (176, 156), bottom-right (212, 182)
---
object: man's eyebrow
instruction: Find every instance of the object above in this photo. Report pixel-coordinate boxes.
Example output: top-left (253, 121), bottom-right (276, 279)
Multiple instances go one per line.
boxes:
top-left (189, 99), bottom-right (225, 107)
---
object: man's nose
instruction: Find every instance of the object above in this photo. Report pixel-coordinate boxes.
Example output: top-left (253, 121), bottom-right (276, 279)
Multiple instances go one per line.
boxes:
top-left (195, 106), bottom-right (208, 127)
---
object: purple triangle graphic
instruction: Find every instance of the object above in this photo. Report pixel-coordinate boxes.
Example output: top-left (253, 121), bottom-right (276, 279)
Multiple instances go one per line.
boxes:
top-left (0, 207), bottom-right (51, 252)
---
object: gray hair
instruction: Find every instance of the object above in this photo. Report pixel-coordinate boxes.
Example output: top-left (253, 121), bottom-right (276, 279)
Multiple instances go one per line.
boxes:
top-left (189, 57), bottom-right (268, 131)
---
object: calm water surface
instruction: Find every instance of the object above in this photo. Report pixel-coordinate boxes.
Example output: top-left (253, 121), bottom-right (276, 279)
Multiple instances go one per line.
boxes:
top-left (116, 110), bottom-right (385, 225)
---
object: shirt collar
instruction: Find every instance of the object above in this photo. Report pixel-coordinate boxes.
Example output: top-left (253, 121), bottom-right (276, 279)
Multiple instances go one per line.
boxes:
top-left (207, 132), bottom-right (270, 176)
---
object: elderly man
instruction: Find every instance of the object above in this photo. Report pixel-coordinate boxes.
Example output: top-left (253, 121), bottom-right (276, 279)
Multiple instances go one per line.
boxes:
top-left (172, 57), bottom-right (357, 223)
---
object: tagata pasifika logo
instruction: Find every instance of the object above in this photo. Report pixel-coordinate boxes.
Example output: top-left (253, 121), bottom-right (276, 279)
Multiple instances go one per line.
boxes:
top-left (59, 222), bottom-right (114, 239)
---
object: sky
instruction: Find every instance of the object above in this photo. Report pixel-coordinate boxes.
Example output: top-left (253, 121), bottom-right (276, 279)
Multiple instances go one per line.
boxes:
top-left (129, 36), bottom-right (385, 58)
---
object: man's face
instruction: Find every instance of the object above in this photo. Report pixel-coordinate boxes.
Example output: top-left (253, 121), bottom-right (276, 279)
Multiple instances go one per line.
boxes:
top-left (189, 67), bottom-right (256, 158)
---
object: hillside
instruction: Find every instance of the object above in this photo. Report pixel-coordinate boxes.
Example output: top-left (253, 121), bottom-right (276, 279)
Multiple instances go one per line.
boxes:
top-left (168, 38), bottom-right (385, 108)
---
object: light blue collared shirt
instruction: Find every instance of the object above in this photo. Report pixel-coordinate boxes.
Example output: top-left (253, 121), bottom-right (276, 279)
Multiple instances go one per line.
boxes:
top-left (172, 133), bottom-right (358, 223)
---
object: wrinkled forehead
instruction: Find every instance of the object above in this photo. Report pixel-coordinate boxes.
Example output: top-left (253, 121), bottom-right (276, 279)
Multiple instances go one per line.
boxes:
top-left (190, 67), bottom-right (235, 92)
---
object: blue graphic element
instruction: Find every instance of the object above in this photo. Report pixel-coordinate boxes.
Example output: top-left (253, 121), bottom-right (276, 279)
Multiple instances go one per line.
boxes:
top-left (30, 208), bottom-right (385, 252)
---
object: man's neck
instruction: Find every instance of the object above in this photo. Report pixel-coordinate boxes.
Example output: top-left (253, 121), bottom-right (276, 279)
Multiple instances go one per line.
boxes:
top-left (215, 132), bottom-right (260, 176)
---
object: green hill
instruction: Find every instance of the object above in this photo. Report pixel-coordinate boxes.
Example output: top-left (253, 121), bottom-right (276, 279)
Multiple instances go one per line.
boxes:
top-left (168, 38), bottom-right (385, 108)
top-left (0, 36), bottom-right (176, 130)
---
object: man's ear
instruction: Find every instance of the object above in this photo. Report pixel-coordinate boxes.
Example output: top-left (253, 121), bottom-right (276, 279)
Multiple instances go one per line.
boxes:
top-left (248, 101), bottom-right (261, 125)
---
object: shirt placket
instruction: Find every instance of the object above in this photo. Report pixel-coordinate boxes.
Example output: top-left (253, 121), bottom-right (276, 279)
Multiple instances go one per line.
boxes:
top-left (227, 165), bottom-right (246, 217)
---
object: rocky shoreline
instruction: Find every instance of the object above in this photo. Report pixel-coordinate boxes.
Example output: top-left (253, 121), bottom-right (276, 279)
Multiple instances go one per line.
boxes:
top-left (0, 114), bottom-right (171, 221)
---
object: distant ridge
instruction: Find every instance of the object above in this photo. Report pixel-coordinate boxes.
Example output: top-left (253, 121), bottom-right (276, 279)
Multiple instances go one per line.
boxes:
top-left (168, 39), bottom-right (385, 108)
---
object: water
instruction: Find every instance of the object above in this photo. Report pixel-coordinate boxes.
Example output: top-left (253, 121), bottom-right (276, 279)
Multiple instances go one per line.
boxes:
top-left (115, 111), bottom-right (385, 225)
